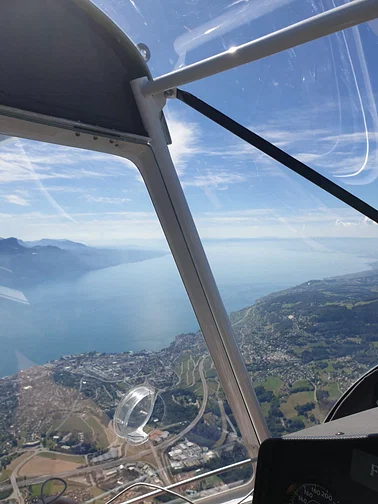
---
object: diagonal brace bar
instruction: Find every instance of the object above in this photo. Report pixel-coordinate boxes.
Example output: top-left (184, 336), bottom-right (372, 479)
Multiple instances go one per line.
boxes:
top-left (176, 89), bottom-right (378, 225)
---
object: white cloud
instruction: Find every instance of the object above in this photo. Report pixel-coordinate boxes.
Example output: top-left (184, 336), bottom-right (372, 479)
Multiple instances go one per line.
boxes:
top-left (363, 216), bottom-right (378, 226)
top-left (335, 219), bottom-right (355, 228)
top-left (321, 132), bottom-right (377, 144)
top-left (84, 195), bottom-right (131, 204)
top-left (296, 152), bottom-right (323, 163)
top-left (166, 117), bottom-right (201, 175)
top-left (14, 189), bottom-right (30, 197)
top-left (0, 140), bottom-right (136, 184)
top-left (3, 194), bottom-right (30, 206)
top-left (250, 127), bottom-right (329, 149)
top-left (72, 211), bottom-right (155, 218)
top-left (192, 206), bottom-right (378, 240)
top-left (1, 113), bottom-right (377, 242)
top-left (200, 127), bottom-right (330, 159)
top-left (182, 170), bottom-right (247, 188)
top-left (335, 215), bottom-right (378, 228)
top-left (201, 207), bottom-right (365, 224)
top-left (43, 186), bottom-right (89, 194)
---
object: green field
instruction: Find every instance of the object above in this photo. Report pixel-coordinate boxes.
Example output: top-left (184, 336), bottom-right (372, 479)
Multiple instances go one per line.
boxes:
top-left (84, 417), bottom-right (109, 449)
top-left (324, 382), bottom-right (341, 401)
top-left (282, 302), bottom-right (301, 309)
top-left (0, 488), bottom-right (12, 500)
top-left (99, 411), bottom-right (110, 428)
top-left (0, 452), bottom-right (28, 482)
top-left (39, 451), bottom-right (86, 464)
top-left (292, 346), bottom-right (304, 356)
top-left (89, 486), bottom-right (105, 498)
top-left (194, 364), bottom-right (201, 383)
top-left (260, 402), bottom-right (270, 417)
top-left (66, 478), bottom-right (86, 488)
top-left (0, 470), bottom-right (10, 482)
top-left (31, 479), bottom-right (85, 499)
top-left (324, 301), bottom-right (353, 309)
top-left (280, 391), bottom-right (314, 418)
top-left (194, 383), bottom-right (204, 399)
top-left (207, 381), bottom-right (219, 395)
top-left (31, 481), bottom-right (52, 497)
top-left (200, 474), bottom-right (223, 489)
top-left (206, 369), bottom-right (218, 379)
top-left (55, 416), bottom-right (91, 434)
top-left (204, 358), bottom-right (213, 372)
top-left (292, 379), bottom-right (313, 390)
top-left (53, 415), bottom-right (110, 448)
top-left (257, 376), bottom-right (284, 394)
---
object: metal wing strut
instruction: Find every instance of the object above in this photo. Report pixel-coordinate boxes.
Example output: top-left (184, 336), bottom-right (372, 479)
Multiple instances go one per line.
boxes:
top-left (176, 88), bottom-right (378, 225)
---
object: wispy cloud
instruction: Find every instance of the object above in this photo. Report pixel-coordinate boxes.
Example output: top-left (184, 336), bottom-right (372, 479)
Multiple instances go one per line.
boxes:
top-left (201, 206), bottom-right (370, 224)
top-left (3, 194), bottom-right (30, 206)
top-left (0, 110), bottom-right (377, 243)
top-left (321, 132), bottom-right (377, 144)
top-left (182, 170), bottom-right (247, 188)
top-left (0, 140), bottom-right (136, 184)
top-left (192, 206), bottom-right (378, 240)
top-left (84, 195), bottom-right (132, 204)
top-left (43, 186), bottom-right (89, 194)
top-left (167, 117), bottom-right (201, 175)
top-left (182, 118), bottom-right (378, 188)
top-left (2, 205), bottom-right (376, 244)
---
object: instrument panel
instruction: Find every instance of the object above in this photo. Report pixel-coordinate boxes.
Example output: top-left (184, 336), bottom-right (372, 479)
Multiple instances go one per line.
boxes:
top-left (252, 437), bottom-right (378, 504)
top-left (287, 483), bottom-right (339, 504)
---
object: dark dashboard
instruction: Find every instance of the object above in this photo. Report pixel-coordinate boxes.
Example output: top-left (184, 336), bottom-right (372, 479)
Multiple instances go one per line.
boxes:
top-left (253, 436), bottom-right (378, 504)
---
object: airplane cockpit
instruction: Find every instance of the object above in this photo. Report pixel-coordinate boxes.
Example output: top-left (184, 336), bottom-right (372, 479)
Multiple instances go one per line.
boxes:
top-left (1, 0), bottom-right (378, 503)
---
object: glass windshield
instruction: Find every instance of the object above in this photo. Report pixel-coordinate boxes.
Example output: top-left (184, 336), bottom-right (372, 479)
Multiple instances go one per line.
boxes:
top-left (0, 140), bottom-right (251, 503)
top-left (1, 0), bottom-right (378, 501)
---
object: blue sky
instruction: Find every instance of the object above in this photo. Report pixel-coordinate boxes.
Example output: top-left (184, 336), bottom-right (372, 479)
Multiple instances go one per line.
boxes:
top-left (1, 0), bottom-right (378, 246)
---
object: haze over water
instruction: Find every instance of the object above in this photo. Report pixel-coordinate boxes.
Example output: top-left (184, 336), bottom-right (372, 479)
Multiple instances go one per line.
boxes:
top-left (0, 239), bottom-right (374, 377)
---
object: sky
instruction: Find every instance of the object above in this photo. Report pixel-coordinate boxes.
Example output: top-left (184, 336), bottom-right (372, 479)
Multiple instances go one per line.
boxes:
top-left (1, 0), bottom-right (378, 247)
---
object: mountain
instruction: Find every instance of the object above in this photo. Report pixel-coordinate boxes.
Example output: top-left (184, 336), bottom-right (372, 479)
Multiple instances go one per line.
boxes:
top-left (19, 238), bottom-right (166, 266)
top-left (0, 237), bottom-right (167, 289)
top-left (21, 238), bottom-right (88, 252)
top-left (0, 237), bottom-right (27, 255)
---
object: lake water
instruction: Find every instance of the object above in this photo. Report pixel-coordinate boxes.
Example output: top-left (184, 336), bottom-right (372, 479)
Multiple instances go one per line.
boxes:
top-left (0, 239), bottom-right (375, 377)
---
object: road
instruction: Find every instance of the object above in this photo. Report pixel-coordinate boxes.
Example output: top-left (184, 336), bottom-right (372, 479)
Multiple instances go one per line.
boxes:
top-left (214, 400), bottom-right (228, 448)
top-left (175, 362), bottom-right (184, 386)
top-left (9, 450), bottom-right (38, 504)
top-left (149, 440), bottom-right (170, 486)
top-left (161, 357), bottom-right (209, 448)
top-left (189, 357), bottom-right (197, 387)
top-left (310, 380), bottom-right (318, 404)
top-left (232, 306), bottom-right (253, 327)
top-left (302, 374), bottom-right (318, 405)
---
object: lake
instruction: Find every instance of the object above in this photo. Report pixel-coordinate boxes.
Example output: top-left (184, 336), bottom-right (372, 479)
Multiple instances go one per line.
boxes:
top-left (0, 238), bottom-right (375, 377)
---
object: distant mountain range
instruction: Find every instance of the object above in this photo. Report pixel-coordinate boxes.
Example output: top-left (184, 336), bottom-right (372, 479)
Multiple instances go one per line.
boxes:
top-left (20, 238), bottom-right (89, 251)
top-left (0, 237), bottom-right (167, 289)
